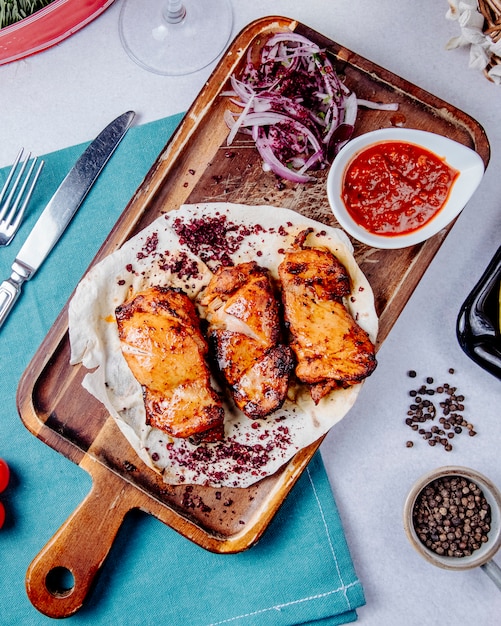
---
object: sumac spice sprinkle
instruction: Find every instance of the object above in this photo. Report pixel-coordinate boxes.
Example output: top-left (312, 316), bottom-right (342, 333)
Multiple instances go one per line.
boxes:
top-left (158, 250), bottom-right (202, 281)
top-left (413, 475), bottom-right (491, 557)
top-left (164, 428), bottom-right (293, 486)
top-left (136, 231), bottom-right (159, 259)
top-left (172, 214), bottom-right (255, 266)
top-left (181, 487), bottom-right (212, 513)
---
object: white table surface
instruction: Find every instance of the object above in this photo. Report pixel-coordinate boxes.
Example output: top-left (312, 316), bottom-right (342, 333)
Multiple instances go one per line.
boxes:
top-left (2, 1), bottom-right (501, 624)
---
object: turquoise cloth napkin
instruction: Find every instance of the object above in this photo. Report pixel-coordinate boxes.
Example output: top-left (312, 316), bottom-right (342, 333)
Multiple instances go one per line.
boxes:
top-left (0, 113), bottom-right (365, 625)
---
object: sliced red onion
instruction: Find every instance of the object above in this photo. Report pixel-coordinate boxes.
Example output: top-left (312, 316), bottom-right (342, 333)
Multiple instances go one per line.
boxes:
top-left (254, 132), bottom-right (314, 183)
top-left (357, 99), bottom-right (400, 111)
top-left (224, 32), bottom-right (398, 182)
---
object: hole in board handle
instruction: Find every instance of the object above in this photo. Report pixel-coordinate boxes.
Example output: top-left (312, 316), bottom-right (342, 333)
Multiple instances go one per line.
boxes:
top-left (45, 566), bottom-right (75, 598)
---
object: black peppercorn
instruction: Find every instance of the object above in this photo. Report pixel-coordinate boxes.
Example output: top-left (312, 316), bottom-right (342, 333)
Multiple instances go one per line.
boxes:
top-left (413, 475), bottom-right (491, 558)
top-left (404, 370), bottom-right (477, 450)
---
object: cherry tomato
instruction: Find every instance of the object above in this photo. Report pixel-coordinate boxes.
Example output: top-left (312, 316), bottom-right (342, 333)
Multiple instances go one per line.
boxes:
top-left (0, 459), bottom-right (10, 493)
top-left (0, 501), bottom-right (4, 529)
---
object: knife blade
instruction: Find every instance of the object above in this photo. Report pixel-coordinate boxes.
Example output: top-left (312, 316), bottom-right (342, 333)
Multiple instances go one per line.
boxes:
top-left (0, 110), bottom-right (135, 329)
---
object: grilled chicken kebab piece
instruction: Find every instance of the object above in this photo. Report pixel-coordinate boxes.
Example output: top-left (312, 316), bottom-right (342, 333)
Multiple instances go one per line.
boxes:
top-left (202, 261), bottom-right (294, 418)
top-left (115, 286), bottom-right (224, 442)
top-left (278, 229), bottom-right (377, 404)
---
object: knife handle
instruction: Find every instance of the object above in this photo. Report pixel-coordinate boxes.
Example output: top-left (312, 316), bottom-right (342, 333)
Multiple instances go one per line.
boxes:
top-left (0, 272), bottom-right (25, 329)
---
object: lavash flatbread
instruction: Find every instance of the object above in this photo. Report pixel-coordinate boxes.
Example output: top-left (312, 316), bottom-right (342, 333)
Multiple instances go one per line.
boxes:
top-left (68, 203), bottom-right (378, 488)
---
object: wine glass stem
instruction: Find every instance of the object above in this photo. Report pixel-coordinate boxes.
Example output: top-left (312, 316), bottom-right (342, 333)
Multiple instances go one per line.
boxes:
top-left (163, 0), bottom-right (186, 24)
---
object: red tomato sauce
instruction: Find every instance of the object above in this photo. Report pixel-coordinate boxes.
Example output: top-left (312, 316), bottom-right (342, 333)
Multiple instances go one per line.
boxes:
top-left (341, 141), bottom-right (459, 236)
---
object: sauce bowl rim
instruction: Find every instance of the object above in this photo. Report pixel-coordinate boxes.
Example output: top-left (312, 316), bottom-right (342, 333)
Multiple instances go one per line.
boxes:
top-left (326, 128), bottom-right (485, 249)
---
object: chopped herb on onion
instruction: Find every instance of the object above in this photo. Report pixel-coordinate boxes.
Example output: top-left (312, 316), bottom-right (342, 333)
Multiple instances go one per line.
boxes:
top-left (224, 32), bottom-right (398, 183)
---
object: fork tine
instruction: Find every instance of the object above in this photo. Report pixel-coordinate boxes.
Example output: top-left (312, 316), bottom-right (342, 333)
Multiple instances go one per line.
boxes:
top-left (0, 148), bottom-right (24, 217)
top-left (2, 154), bottom-right (33, 221)
top-left (5, 158), bottom-right (44, 232)
top-left (0, 152), bottom-right (32, 222)
top-left (0, 151), bottom-right (44, 247)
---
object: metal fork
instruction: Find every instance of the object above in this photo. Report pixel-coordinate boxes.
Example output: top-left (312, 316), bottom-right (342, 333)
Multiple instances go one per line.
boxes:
top-left (0, 149), bottom-right (44, 247)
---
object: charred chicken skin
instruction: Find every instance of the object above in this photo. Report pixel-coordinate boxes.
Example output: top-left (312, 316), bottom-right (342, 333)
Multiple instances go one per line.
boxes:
top-left (115, 286), bottom-right (224, 442)
top-left (202, 262), bottom-right (294, 418)
top-left (278, 229), bottom-right (377, 404)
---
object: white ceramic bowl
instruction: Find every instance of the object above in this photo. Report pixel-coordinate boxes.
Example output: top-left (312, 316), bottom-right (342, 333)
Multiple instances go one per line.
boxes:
top-left (326, 128), bottom-right (485, 249)
top-left (403, 466), bottom-right (501, 572)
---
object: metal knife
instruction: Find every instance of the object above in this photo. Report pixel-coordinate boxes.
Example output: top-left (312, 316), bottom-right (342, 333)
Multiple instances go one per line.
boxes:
top-left (0, 110), bottom-right (135, 329)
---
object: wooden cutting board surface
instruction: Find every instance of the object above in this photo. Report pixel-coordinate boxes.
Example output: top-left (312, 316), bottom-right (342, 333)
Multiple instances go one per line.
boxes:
top-left (16, 16), bottom-right (490, 619)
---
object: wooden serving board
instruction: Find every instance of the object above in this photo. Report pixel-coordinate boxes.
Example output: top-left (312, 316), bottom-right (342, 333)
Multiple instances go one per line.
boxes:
top-left (17, 16), bottom-right (490, 619)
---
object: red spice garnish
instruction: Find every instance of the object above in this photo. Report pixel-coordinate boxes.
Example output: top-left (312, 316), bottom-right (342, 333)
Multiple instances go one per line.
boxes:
top-left (136, 232), bottom-right (159, 260)
top-left (165, 426), bottom-right (293, 485)
top-left (181, 488), bottom-right (212, 512)
top-left (158, 250), bottom-right (202, 281)
top-left (172, 214), bottom-right (254, 266)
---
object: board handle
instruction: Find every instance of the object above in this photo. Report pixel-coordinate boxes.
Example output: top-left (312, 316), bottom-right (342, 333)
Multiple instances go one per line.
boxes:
top-left (25, 465), bottom-right (133, 619)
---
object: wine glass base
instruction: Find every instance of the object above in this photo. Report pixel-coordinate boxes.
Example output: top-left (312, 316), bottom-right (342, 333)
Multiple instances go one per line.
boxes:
top-left (119, 0), bottom-right (233, 76)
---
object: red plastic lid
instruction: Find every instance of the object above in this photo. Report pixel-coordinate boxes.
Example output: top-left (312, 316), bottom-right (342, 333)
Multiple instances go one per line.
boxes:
top-left (0, 0), bottom-right (115, 66)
